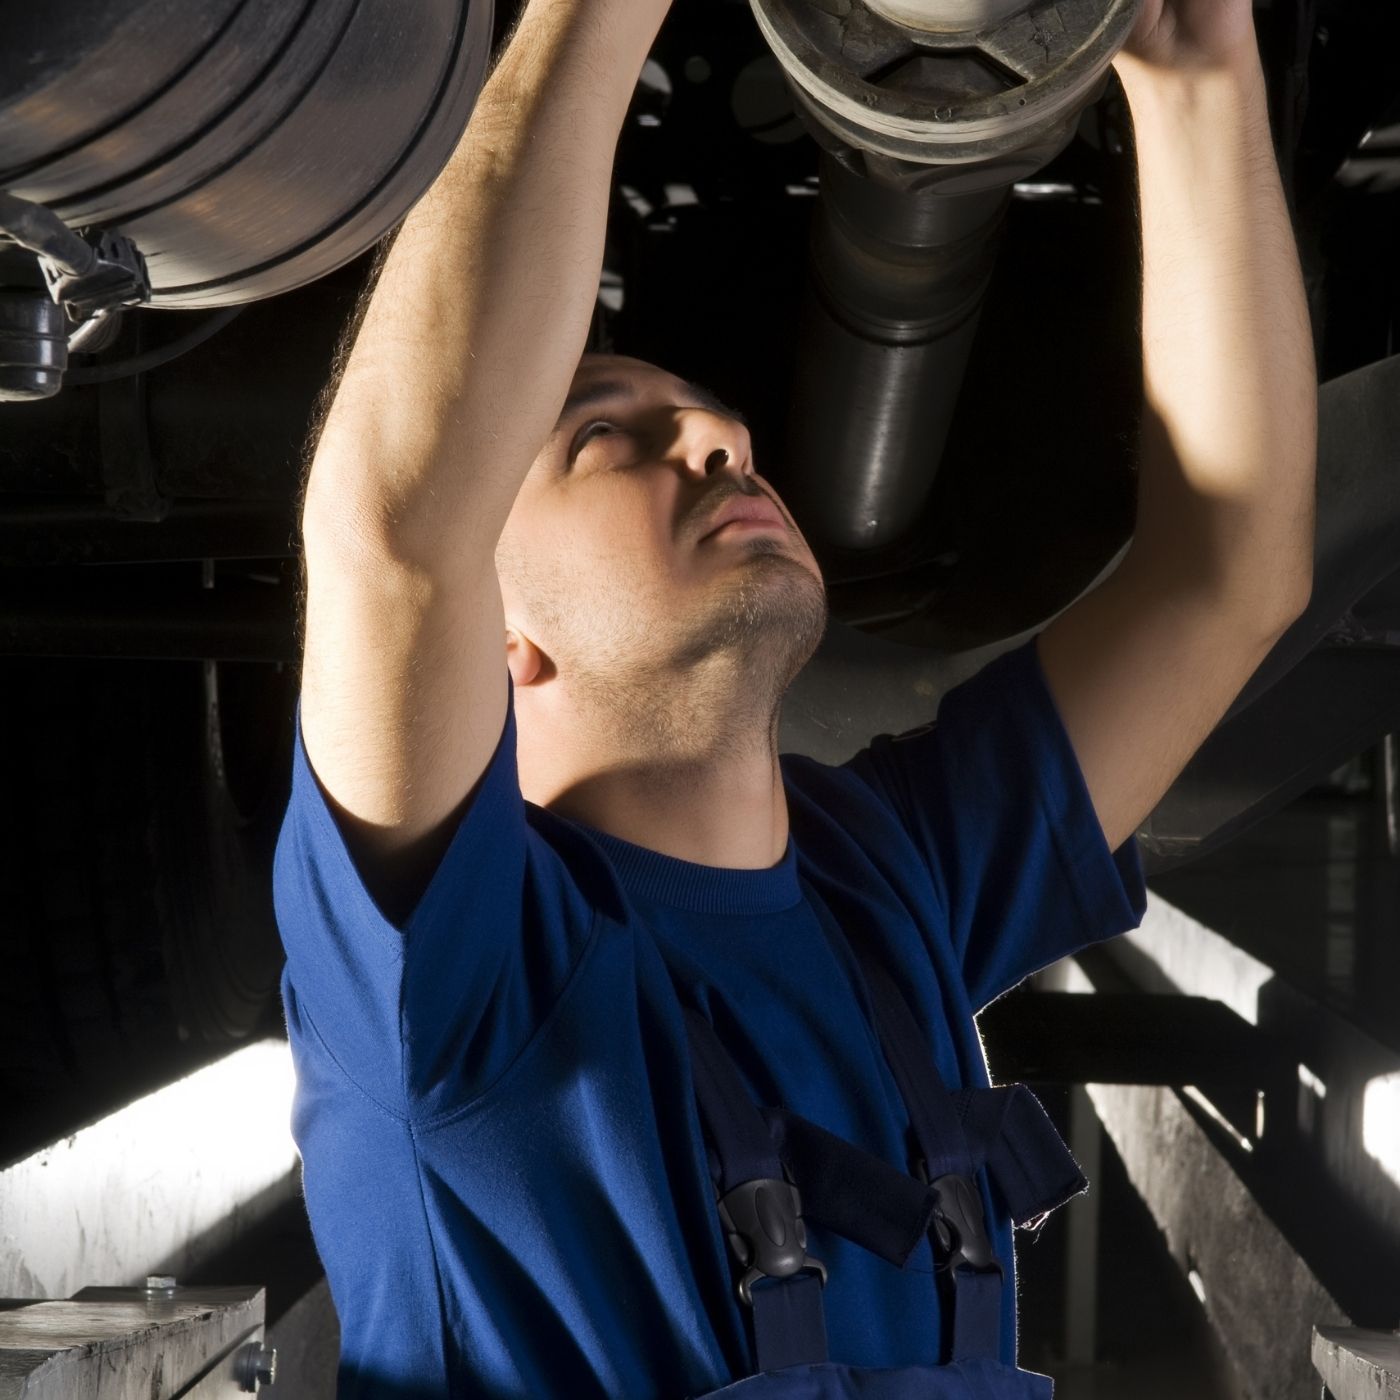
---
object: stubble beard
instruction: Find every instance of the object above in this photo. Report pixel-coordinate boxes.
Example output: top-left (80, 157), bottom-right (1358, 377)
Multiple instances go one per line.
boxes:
top-left (565, 542), bottom-right (829, 757)
top-left (675, 543), bottom-right (827, 693)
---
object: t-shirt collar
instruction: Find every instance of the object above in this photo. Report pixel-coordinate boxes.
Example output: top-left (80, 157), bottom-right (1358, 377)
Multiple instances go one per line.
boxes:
top-left (571, 821), bottom-right (802, 916)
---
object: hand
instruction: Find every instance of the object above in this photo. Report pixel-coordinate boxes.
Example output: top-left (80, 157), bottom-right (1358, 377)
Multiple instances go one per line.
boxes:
top-left (1113, 0), bottom-right (1259, 77)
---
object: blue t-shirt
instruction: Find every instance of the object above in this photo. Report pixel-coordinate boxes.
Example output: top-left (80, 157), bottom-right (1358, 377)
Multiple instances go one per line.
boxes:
top-left (272, 638), bottom-right (1146, 1399)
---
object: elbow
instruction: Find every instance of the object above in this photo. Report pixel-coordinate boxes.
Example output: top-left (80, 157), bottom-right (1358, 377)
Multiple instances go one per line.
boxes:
top-left (1246, 516), bottom-right (1315, 640)
top-left (1256, 564), bottom-right (1313, 642)
top-left (1210, 562), bottom-right (1312, 647)
top-left (1182, 554), bottom-right (1314, 645)
top-left (1276, 530), bottom-right (1316, 632)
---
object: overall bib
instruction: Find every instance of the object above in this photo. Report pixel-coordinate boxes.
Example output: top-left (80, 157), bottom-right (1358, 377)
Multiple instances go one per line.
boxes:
top-left (683, 881), bottom-right (1083, 1399)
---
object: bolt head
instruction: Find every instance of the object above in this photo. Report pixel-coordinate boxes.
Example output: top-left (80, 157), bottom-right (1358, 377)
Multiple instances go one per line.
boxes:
top-left (238, 1342), bottom-right (278, 1392)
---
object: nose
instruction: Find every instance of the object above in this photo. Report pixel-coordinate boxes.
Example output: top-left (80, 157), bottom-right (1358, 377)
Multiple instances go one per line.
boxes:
top-left (680, 409), bottom-right (752, 481)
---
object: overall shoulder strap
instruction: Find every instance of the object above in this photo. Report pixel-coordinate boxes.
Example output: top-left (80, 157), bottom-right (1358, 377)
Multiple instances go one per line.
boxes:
top-left (682, 1006), bottom-right (830, 1374)
top-left (795, 876), bottom-right (1086, 1365)
top-left (851, 947), bottom-right (1007, 1364)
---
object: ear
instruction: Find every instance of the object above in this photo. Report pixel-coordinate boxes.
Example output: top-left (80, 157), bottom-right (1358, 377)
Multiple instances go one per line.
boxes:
top-left (505, 625), bottom-right (547, 687)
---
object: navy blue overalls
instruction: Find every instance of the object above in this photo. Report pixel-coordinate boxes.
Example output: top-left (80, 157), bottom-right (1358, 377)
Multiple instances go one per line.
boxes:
top-left (681, 879), bottom-right (1085, 1398)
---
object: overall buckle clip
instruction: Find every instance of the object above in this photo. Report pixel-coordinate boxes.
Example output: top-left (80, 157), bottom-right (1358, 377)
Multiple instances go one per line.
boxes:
top-left (918, 1163), bottom-right (997, 1272)
top-left (718, 1178), bottom-right (829, 1306)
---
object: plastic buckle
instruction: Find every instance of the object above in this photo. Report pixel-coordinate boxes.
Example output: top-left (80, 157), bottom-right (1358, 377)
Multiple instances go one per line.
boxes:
top-left (917, 1162), bottom-right (996, 1271)
top-left (717, 1177), bottom-right (828, 1306)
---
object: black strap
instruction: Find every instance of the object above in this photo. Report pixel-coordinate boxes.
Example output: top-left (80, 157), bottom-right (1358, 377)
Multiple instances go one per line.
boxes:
top-left (860, 954), bottom-right (979, 1186)
top-left (797, 879), bottom-right (1008, 1365)
top-left (957, 1085), bottom-right (1087, 1228)
top-left (765, 1096), bottom-right (1081, 1264)
top-left (763, 1108), bottom-right (937, 1269)
top-left (682, 1008), bottom-right (829, 1371)
top-left (856, 951), bottom-right (1005, 1363)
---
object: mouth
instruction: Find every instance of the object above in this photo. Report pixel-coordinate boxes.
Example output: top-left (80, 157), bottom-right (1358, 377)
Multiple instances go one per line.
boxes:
top-left (697, 492), bottom-right (790, 543)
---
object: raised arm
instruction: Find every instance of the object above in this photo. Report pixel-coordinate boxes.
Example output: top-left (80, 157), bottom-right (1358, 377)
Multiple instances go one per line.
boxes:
top-left (296, 0), bottom-right (667, 923)
top-left (1035, 1), bottom-right (1317, 855)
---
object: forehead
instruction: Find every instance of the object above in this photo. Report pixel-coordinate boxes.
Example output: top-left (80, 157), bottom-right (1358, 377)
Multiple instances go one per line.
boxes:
top-left (521, 356), bottom-right (670, 489)
top-left (572, 352), bottom-right (676, 393)
top-left (562, 354), bottom-right (747, 428)
top-left (523, 353), bottom-right (749, 494)
top-left (545, 354), bottom-right (690, 449)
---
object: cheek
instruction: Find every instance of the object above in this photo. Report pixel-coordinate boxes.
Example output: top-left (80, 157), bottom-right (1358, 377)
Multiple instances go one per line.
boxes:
top-left (568, 481), bottom-right (677, 578)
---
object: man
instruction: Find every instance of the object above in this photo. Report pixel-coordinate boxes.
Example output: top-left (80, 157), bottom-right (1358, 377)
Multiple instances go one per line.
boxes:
top-left (274, 0), bottom-right (1316, 1391)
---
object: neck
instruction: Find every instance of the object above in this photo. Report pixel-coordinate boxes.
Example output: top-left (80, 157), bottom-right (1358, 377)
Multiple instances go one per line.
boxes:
top-left (517, 666), bottom-right (791, 870)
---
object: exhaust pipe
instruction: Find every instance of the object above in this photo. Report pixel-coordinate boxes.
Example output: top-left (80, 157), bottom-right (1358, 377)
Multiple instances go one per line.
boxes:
top-left (789, 157), bottom-right (1008, 550)
top-left (750, 0), bottom-right (1143, 550)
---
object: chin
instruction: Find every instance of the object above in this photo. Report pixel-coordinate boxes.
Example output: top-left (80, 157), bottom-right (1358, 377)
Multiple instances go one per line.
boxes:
top-left (680, 552), bottom-right (829, 680)
top-left (732, 533), bottom-right (824, 585)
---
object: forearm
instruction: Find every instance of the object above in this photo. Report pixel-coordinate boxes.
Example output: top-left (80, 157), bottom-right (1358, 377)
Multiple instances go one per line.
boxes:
top-left (304, 0), bottom-right (665, 561)
top-left (1115, 40), bottom-right (1317, 625)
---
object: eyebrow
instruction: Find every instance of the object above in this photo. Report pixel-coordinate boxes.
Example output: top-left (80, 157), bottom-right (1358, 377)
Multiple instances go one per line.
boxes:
top-left (685, 381), bottom-right (750, 431)
top-left (549, 377), bottom-right (750, 442)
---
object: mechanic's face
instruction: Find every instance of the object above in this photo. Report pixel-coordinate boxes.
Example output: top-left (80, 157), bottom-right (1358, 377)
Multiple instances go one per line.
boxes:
top-left (498, 353), bottom-right (826, 708)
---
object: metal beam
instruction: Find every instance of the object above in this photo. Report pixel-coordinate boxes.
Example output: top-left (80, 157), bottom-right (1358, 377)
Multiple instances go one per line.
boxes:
top-left (1313, 1326), bottom-right (1400, 1399)
top-left (1089, 1081), bottom-right (1347, 1400)
top-left (0, 1285), bottom-right (266, 1400)
top-left (978, 989), bottom-right (1274, 1089)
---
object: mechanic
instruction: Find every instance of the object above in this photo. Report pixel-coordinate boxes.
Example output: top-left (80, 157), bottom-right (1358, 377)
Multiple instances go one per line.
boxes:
top-left (273, 0), bottom-right (1317, 1392)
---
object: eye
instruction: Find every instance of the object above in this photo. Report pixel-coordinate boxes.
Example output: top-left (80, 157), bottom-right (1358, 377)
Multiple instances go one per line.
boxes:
top-left (571, 420), bottom-right (619, 461)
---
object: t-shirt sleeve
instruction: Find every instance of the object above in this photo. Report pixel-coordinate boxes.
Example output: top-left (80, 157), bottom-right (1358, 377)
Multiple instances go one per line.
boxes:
top-left (844, 637), bottom-right (1147, 1009)
top-left (272, 676), bottom-right (593, 1119)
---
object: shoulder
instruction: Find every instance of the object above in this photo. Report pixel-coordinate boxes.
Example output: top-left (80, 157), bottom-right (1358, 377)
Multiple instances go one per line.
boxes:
top-left (523, 801), bottom-right (632, 926)
top-left (779, 746), bottom-right (932, 893)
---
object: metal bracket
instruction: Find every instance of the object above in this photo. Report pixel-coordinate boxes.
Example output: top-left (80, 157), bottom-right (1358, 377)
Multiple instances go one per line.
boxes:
top-left (41, 229), bottom-right (150, 322)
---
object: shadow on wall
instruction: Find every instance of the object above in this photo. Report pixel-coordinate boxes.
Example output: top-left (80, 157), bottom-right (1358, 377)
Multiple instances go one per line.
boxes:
top-left (1256, 972), bottom-right (1400, 1329)
top-left (1104, 899), bottom-right (1400, 1331)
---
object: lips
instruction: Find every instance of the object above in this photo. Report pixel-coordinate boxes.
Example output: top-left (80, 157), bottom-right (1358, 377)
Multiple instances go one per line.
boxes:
top-left (698, 493), bottom-right (788, 541)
